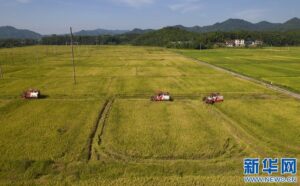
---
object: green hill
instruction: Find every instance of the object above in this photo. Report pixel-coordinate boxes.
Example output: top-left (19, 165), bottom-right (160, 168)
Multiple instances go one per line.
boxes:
top-left (179, 17), bottom-right (300, 33)
top-left (133, 27), bottom-right (198, 47)
top-left (0, 26), bottom-right (41, 39)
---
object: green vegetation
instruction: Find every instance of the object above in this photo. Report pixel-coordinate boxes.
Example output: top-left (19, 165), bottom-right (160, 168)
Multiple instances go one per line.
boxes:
top-left (38, 29), bottom-right (300, 49)
top-left (0, 26), bottom-right (41, 39)
top-left (3, 18), bottom-right (300, 49)
top-left (179, 47), bottom-right (300, 93)
top-left (2, 28), bottom-right (300, 49)
top-left (0, 46), bottom-right (299, 185)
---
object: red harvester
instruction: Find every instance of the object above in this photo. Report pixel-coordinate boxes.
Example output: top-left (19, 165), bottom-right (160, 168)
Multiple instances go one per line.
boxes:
top-left (22, 89), bottom-right (41, 99)
top-left (151, 91), bottom-right (173, 101)
top-left (203, 93), bottom-right (224, 104)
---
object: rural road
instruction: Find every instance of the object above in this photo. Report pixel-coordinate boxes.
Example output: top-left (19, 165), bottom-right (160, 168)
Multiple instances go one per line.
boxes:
top-left (180, 54), bottom-right (300, 100)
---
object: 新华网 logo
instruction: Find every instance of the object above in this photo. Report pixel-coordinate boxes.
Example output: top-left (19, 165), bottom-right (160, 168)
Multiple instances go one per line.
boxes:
top-left (243, 158), bottom-right (297, 183)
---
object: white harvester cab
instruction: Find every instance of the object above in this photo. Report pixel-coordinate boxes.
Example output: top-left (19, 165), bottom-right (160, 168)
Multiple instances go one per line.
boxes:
top-left (151, 91), bottom-right (173, 101)
top-left (22, 89), bottom-right (41, 99)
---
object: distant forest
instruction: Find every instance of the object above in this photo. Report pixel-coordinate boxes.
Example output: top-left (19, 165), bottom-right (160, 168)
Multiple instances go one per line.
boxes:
top-left (1, 28), bottom-right (300, 49)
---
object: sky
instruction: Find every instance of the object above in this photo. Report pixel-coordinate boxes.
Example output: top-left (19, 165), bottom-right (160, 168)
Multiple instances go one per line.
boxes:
top-left (0, 0), bottom-right (299, 34)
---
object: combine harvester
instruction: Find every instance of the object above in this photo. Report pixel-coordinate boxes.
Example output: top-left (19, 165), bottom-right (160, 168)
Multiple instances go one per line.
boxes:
top-left (151, 91), bottom-right (173, 101)
top-left (203, 93), bottom-right (224, 104)
top-left (22, 89), bottom-right (41, 99)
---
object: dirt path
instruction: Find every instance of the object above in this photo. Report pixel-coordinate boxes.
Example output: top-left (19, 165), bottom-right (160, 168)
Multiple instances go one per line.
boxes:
top-left (180, 54), bottom-right (300, 100)
top-left (90, 98), bottom-right (114, 161)
top-left (83, 99), bottom-right (111, 161)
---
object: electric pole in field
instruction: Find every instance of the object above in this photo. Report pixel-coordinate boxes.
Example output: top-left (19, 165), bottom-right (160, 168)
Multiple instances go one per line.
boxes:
top-left (0, 53), bottom-right (4, 78)
top-left (70, 27), bottom-right (77, 84)
top-left (0, 63), bottom-right (3, 79)
top-left (35, 49), bottom-right (39, 63)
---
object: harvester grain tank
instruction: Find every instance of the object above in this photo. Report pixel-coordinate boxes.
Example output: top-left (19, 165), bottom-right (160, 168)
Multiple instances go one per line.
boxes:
top-left (151, 91), bottom-right (173, 101)
top-left (203, 93), bottom-right (224, 104)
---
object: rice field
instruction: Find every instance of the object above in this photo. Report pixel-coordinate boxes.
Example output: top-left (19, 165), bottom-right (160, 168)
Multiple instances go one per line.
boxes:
top-left (0, 45), bottom-right (299, 185)
top-left (98, 99), bottom-right (246, 160)
top-left (179, 47), bottom-right (300, 93)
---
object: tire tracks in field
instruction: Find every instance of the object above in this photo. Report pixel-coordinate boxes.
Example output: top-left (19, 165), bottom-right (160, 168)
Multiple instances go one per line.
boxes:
top-left (177, 53), bottom-right (300, 100)
top-left (82, 98), bottom-right (114, 161)
top-left (89, 98), bottom-right (114, 161)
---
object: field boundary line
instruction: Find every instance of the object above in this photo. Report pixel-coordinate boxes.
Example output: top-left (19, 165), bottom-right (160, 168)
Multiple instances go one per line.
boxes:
top-left (176, 52), bottom-right (300, 100)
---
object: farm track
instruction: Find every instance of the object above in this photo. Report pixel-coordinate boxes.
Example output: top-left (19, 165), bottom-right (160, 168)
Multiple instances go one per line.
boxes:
top-left (83, 99), bottom-right (113, 161)
top-left (179, 54), bottom-right (300, 100)
top-left (90, 98), bottom-right (114, 161)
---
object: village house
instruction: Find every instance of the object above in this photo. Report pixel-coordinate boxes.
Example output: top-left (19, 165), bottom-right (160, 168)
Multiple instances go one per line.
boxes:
top-left (234, 39), bottom-right (245, 47)
top-left (225, 39), bottom-right (245, 47)
top-left (225, 39), bottom-right (263, 47)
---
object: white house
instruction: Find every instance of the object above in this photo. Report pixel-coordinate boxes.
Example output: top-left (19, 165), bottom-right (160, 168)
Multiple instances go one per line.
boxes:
top-left (234, 39), bottom-right (245, 47)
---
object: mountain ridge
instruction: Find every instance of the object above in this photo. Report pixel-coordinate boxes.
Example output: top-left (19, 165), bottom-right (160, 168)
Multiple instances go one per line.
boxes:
top-left (74, 28), bottom-right (130, 36)
top-left (1, 17), bottom-right (299, 39)
top-left (174, 17), bottom-right (300, 32)
top-left (0, 26), bottom-right (41, 39)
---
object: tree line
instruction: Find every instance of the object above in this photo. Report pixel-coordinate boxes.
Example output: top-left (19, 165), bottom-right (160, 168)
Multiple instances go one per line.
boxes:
top-left (0, 39), bottom-right (38, 48)
top-left (1, 29), bottom-right (300, 49)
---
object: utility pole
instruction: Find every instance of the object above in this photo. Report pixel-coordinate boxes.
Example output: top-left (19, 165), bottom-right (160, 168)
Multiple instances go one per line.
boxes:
top-left (0, 53), bottom-right (6, 79)
top-left (0, 63), bottom-right (3, 79)
top-left (70, 27), bottom-right (77, 84)
top-left (35, 48), bottom-right (39, 63)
